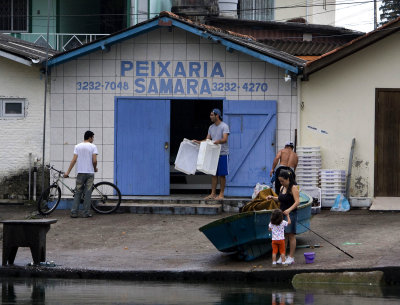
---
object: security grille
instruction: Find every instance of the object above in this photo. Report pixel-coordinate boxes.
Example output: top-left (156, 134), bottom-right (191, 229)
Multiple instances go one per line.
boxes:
top-left (0, 0), bottom-right (28, 32)
top-left (239, 0), bottom-right (274, 21)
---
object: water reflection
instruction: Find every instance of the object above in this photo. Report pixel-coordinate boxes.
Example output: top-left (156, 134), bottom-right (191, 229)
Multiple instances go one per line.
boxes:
top-left (0, 278), bottom-right (399, 305)
top-left (2, 279), bottom-right (45, 305)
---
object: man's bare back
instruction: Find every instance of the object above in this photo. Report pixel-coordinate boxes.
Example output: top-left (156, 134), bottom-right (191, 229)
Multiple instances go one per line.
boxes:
top-left (278, 147), bottom-right (298, 169)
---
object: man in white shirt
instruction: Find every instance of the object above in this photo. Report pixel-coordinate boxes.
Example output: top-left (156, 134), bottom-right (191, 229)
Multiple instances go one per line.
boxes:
top-left (64, 130), bottom-right (98, 218)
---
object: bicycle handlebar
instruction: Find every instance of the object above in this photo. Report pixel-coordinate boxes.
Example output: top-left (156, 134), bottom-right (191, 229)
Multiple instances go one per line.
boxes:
top-left (47, 165), bottom-right (65, 175)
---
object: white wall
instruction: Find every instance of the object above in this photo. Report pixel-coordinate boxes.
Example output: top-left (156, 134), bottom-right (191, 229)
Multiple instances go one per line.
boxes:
top-left (50, 27), bottom-right (298, 192)
top-left (300, 32), bottom-right (400, 198)
top-left (0, 57), bottom-right (49, 181)
top-left (275, 0), bottom-right (335, 25)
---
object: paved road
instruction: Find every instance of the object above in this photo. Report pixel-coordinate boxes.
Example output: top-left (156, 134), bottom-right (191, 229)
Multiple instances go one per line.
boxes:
top-left (0, 205), bottom-right (399, 281)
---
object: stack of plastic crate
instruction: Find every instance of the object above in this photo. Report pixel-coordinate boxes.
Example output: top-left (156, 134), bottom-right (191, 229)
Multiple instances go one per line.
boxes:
top-left (296, 147), bottom-right (322, 213)
top-left (296, 147), bottom-right (321, 188)
top-left (320, 169), bottom-right (346, 207)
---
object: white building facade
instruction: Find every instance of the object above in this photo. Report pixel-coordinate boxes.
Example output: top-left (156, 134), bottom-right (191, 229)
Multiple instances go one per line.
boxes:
top-left (48, 13), bottom-right (304, 197)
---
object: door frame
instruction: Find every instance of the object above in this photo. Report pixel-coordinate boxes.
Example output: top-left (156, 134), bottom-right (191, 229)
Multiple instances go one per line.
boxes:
top-left (114, 96), bottom-right (226, 191)
top-left (374, 88), bottom-right (400, 197)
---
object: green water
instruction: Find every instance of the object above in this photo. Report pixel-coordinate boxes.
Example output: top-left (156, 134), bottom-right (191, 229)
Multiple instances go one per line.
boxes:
top-left (1, 278), bottom-right (400, 304)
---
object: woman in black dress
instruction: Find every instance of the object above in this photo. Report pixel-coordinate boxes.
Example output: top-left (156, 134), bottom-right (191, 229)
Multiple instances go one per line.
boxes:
top-left (267, 170), bottom-right (300, 265)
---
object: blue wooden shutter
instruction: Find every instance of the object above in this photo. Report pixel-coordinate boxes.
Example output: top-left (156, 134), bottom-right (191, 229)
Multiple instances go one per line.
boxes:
top-left (223, 100), bottom-right (276, 197)
top-left (115, 98), bottom-right (170, 195)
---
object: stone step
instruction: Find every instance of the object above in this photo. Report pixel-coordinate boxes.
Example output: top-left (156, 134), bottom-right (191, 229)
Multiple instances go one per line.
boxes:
top-left (57, 196), bottom-right (251, 215)
top-left (117, 202), bottom-right (222, 215)
top-left (120, 196), bottom-right (250, 213)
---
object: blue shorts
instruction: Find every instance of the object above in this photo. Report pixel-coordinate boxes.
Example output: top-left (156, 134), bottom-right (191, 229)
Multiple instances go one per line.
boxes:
top-left (284, 210), bottom-right (297, 234)
top-left (216, 155), bottom-right (228, 176)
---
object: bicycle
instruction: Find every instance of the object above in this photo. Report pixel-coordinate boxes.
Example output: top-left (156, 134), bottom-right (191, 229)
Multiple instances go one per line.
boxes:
top-left (37, 165), bottom-right (122, 215)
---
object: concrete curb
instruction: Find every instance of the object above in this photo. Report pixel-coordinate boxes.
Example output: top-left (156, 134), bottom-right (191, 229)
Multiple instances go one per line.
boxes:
top-left (292, 271), bottom-right (385, 286)
top-left (1, 266), bottom-right (399, 285)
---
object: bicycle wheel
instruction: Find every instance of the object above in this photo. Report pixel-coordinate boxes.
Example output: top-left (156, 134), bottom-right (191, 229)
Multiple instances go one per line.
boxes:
top-left (37, 185), bottom-right (61, 215)
top-left (90, 181), bottom-right (121, 214)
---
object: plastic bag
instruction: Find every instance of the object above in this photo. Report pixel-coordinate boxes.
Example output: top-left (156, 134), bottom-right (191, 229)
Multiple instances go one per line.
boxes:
top-left (251, 183), bottom-right (270, 199)
top-left (331, 194), bottom-right (350, 212)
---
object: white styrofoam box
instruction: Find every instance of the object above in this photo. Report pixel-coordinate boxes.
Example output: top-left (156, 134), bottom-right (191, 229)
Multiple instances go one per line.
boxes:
top-left (174, 138), bottom-right (200, 175)
top-left (320, 178), bottom-right (346, 184)
top-left (196, 139), bottom-right (221, 176)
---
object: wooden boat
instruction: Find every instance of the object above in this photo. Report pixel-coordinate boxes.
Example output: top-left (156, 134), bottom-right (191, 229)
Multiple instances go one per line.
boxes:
top-left (199, 192), bottom-right (312, 261)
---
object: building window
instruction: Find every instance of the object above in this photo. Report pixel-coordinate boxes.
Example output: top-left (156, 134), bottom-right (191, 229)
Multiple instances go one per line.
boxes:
top-left (0, 99), bottom-right (25, 117)
top-left (0, 0), bottom-right (28, 32)
top-left (239, 0), bottom-right (274, 21)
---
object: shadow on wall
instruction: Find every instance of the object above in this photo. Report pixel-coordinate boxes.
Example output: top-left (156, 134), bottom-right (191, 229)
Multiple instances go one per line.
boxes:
top-left (0, 168), bottom-right (50, 201)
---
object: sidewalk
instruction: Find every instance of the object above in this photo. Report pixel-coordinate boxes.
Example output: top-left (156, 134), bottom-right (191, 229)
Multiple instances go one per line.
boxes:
top-left (1, 205), bottom-right (399, 283)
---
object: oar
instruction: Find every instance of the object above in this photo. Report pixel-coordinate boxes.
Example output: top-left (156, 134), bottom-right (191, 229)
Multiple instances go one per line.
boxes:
top-left (297, 222), bottom-right (354, 259)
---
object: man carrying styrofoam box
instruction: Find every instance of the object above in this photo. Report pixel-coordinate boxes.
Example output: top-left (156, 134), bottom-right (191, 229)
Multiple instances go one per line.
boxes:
top-left (193, 108), bottom-right (230, 200)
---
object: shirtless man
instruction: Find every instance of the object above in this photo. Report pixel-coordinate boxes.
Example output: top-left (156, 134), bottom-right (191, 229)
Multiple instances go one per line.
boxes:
top-left (269, 142), bottom-right (298, 195)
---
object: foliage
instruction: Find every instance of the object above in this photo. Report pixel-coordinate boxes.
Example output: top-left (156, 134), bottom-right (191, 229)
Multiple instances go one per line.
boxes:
top-left (380, 0), bottom-right (400, 26)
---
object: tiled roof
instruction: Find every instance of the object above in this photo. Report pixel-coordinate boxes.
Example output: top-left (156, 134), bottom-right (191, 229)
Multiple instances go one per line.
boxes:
top-left (0, 33), bottom-right (58, 64)
top-left (303, 16), bottom-right (400, 77)
top-left (49, 11), bottom-right (306, 72)
top-left (260, 40), bottom-right (343, 56)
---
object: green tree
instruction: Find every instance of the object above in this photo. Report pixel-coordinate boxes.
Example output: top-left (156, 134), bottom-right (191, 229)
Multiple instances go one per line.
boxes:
top-left (380, 0), bottom-right (400, 26)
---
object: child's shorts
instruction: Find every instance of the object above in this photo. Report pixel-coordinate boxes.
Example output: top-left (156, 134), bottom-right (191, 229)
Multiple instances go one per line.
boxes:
top-left (272, 240), bottom-right (286, 255)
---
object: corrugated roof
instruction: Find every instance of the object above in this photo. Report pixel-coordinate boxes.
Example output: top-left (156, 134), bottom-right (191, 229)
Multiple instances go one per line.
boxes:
top-left (0, 33), bottom-right (58, 65)
top-left (48, 11), bottom-right (306, 73)
top-left (206, 16), bottom-right (364, 37)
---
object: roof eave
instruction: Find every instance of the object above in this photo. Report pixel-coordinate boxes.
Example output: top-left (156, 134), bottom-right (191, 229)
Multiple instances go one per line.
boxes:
top-left (0, 50), bottom-right (34, 66)
top-left (47, 15), bottom-right (304, 74)
top-left (303, 19), bottom-right (400, 78)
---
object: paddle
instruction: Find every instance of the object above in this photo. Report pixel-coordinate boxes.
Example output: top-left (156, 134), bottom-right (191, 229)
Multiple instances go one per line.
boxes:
top-left (297, 222), bottom-right (354, 259)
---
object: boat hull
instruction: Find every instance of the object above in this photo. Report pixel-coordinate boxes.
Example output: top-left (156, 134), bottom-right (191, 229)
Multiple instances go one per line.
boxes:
top-left (199, 192), bottom-right (312, 261)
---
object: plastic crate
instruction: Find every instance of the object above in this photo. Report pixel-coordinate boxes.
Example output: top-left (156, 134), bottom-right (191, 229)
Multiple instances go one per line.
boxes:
top-left (297, 164), bottom-right (321, 170)
top-left (320, 171), bottom-right (346, 178)
top-left (320, 169), bottom-right (346, 175)
top-left (321, 181), bottom-right (345, 185)
top-left (297, 146), bottom-right (320, 151)
top-left (297, 155), bottom-right (321, 160)
top-left (297, 152), bottom-right (321, 157)
top-left (296, 172), bottom-right (319, 178)
top-left (321, 197), bottom-right (336, 207)
top-left (322, 190), bottom-right (345, 196)
top-left (296, 167), bottom-right (319, 177)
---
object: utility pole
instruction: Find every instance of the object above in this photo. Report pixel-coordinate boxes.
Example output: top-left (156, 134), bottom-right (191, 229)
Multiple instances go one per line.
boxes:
top-left (374, 0), bottom-right (378, 29)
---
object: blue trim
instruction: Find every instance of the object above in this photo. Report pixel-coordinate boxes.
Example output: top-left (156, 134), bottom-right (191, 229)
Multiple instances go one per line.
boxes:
top-left (116, 96), bottom-right (226, 101)
top-left (48, 19), bottom-right (160, 67)
top-left (48, 17), bottom-right (300, 74)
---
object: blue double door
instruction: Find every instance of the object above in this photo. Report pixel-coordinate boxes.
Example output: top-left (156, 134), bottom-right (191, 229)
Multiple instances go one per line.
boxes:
top-left (115, 98), bottom-right (276, 196)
